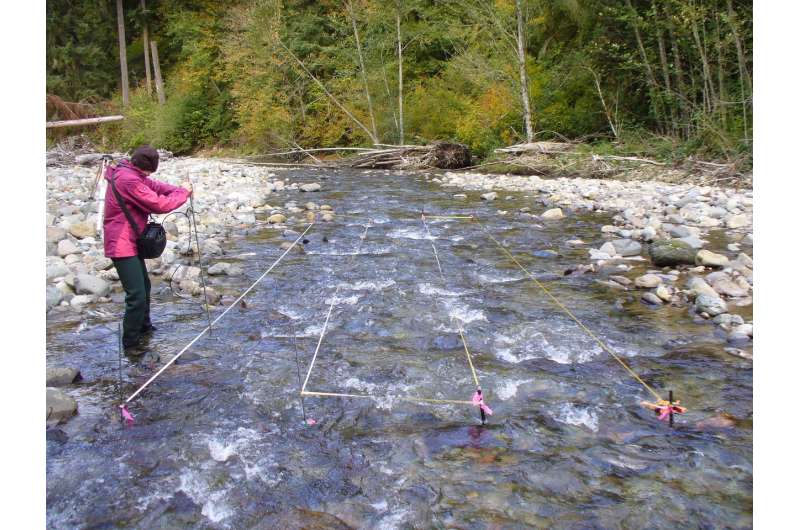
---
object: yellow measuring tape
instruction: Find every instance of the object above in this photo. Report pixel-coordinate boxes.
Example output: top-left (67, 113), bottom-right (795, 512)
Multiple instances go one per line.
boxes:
top-left (471, 215), bottom-right (666, 403)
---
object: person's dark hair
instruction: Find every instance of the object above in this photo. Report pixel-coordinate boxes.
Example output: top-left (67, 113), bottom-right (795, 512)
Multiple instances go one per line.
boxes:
top-left (130, 145), bottom-right (160, 173)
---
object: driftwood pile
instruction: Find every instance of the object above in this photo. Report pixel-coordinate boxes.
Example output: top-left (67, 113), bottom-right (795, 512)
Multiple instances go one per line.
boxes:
top-left (347, 142), bottom-right (471, 169)
top-left (249, 142), bottom-right (472, 170)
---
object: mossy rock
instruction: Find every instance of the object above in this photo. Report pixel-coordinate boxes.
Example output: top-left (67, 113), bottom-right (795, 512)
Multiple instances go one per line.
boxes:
top-left (648, 239), bottom-right (698, 266)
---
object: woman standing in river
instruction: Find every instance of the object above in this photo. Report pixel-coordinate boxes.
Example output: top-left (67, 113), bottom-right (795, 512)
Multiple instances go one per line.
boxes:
top-left (103, 145), bottom-right (192, 354)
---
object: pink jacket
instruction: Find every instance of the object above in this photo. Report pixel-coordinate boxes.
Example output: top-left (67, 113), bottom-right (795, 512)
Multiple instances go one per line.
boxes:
top-left (103, 159), bottom-right (190, 258)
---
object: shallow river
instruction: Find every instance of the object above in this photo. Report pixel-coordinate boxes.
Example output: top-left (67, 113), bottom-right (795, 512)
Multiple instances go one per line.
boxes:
top-left (46, 167), bottom-right (752, 529)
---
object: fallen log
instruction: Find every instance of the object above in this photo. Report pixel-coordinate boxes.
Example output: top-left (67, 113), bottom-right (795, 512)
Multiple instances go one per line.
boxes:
top-left (46, 115), bottom-right (125, 129)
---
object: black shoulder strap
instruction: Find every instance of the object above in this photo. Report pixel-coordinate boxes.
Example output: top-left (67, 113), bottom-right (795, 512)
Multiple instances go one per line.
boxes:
top-left (109, 172), bottom-right (142, 236)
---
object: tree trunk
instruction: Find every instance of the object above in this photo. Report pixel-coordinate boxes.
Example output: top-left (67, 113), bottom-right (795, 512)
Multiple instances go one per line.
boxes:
top-left (726, 0), bottom-right (751, 95)
top-left (668, 24), bottom-right (689, 137)
top-left (150, 41), bottom-right (166, 105)
top-left (141, 0), bottom-right (152, 95)
top-left (116, 0), bottom-right (129, 106)
top-left (690, 3), bottom-right (716, 113)
top-left (624, 0), bottom-right (662, 124)
top-left (653, 2), bottom-right (672, 130)
top-left (348, 1), bottom-right (378, 143)
top-left (515, 0), bottom-right (534, 142)
top-left (396, 2), bottom-right (404, 145)
top-left (714, 11), bottom-right (727, 127)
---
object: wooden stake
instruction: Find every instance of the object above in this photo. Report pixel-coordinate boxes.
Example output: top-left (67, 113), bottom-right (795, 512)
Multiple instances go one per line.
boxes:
top-left (150, 41), bottom-right (166, 105)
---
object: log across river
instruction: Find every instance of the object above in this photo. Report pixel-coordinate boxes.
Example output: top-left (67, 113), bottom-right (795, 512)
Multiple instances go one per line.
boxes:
top-left (46, 166), bottom-right (752, 528)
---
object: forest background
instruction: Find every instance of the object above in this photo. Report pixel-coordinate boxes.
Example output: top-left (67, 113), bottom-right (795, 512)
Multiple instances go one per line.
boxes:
top-left (45, 0), bottom-right (752, 167)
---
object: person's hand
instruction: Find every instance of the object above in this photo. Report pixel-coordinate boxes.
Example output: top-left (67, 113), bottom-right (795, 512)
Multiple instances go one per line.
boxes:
top-left (181, 181), bottom-right (193, 195)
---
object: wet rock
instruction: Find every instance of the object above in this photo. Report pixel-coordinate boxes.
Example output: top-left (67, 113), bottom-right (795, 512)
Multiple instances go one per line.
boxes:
top-left (300, 183), bottom-right (321, 192)
top-left (713, 279), bottom-right (749, 297)
top-left (736, 252), bottom-right (753, 268)
top-left (611, 239), bottom-right (641, 257)
top-left (679, 235), bottom-right (706, 249)
top-left (74, 274), bottom-right (111, 297)
top-left (694, 293), bottom-right (728, 317)
top-left (46, 387), bottom-right (77, 421)
top-left (46, 286), bottom-right (62, 311)
top-left (57, 239), bottom-right (80, 257)
top-left (70, 294), bottom-right (95, 307)
top-left (634, 274), bottom-right (662, 288)
top-left (649, 239), bottom-right (697, 267)
top-left (46, 427), bottom-right (69, 444)
top-left (268, 213), bottom-right (286, 224)
top-left (68, 221), bottom-right (96, 239)
top-left (655, 284), bottom-right (672, 302)
top-left (46, 367), bottom-right (82, 386)
top-left (480, 192), bottom-right (497, 201)
top-left (322, 213), bottom-right (335, 222)
top-left (304, 202), bottom-right (318, 210)
top-left (641, 292), bottom-right (663, 305)
top-left (601, 225), bottom-right (619, 234)
top-left (251, 507), bottom-right (352, 530)
top-left (541, 208), bottom-right (564, 220)
top-left (696, 249), bottom-right (729, 268)
top-left (201, 239), bottom-right (223, 255)
top-left (713, 313), bottom-right (745, 327)
top-left (725, 347), bottom-right (752, 360)
top-left (609, 275), bottom-right (632, 286)
top-left (533, 249), bottom-right (558, 258)
top-left (208, 262), bottom-right (231, 276)
top-left (728, 323), bottom-right (753, 342)
top-left (696, 413), bottom-right (736, 429)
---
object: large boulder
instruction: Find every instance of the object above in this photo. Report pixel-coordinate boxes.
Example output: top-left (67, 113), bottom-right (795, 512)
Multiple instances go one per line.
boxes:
top-left (74, 274), bottom-right (111, 297)
top-left (649, 239), bottom-right (697, 267)
top-left (46, 387), bottom-right (77, 422)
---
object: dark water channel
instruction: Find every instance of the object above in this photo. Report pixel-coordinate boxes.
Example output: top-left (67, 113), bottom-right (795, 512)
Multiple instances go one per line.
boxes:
top-left (46, 168), bottom-right (752, 529)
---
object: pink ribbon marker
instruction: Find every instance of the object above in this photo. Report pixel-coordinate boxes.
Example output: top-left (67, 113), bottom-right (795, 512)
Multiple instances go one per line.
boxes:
top-left (657, 405), bottom-right (673, 421)
top-left (120, 405), bottom-right (135, 426)
top-left (472, 391), bottom-right (493, 416)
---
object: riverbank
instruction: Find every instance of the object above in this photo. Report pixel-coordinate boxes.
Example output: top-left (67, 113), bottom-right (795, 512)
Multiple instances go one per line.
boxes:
top-left (435, 170), bottom-right (753, 357)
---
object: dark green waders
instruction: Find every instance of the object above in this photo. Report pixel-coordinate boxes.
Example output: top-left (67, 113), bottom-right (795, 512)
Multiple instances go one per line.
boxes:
top-left (112, 256), bottom-right (153, 348)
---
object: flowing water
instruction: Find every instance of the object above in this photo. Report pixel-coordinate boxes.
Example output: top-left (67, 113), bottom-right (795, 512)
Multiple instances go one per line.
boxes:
top-left (46, 168), bottom-right (753, 529)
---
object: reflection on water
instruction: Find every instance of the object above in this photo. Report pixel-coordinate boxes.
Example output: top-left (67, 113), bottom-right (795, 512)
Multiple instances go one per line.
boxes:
top-left (47, 168), bottom-right (752, 529)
